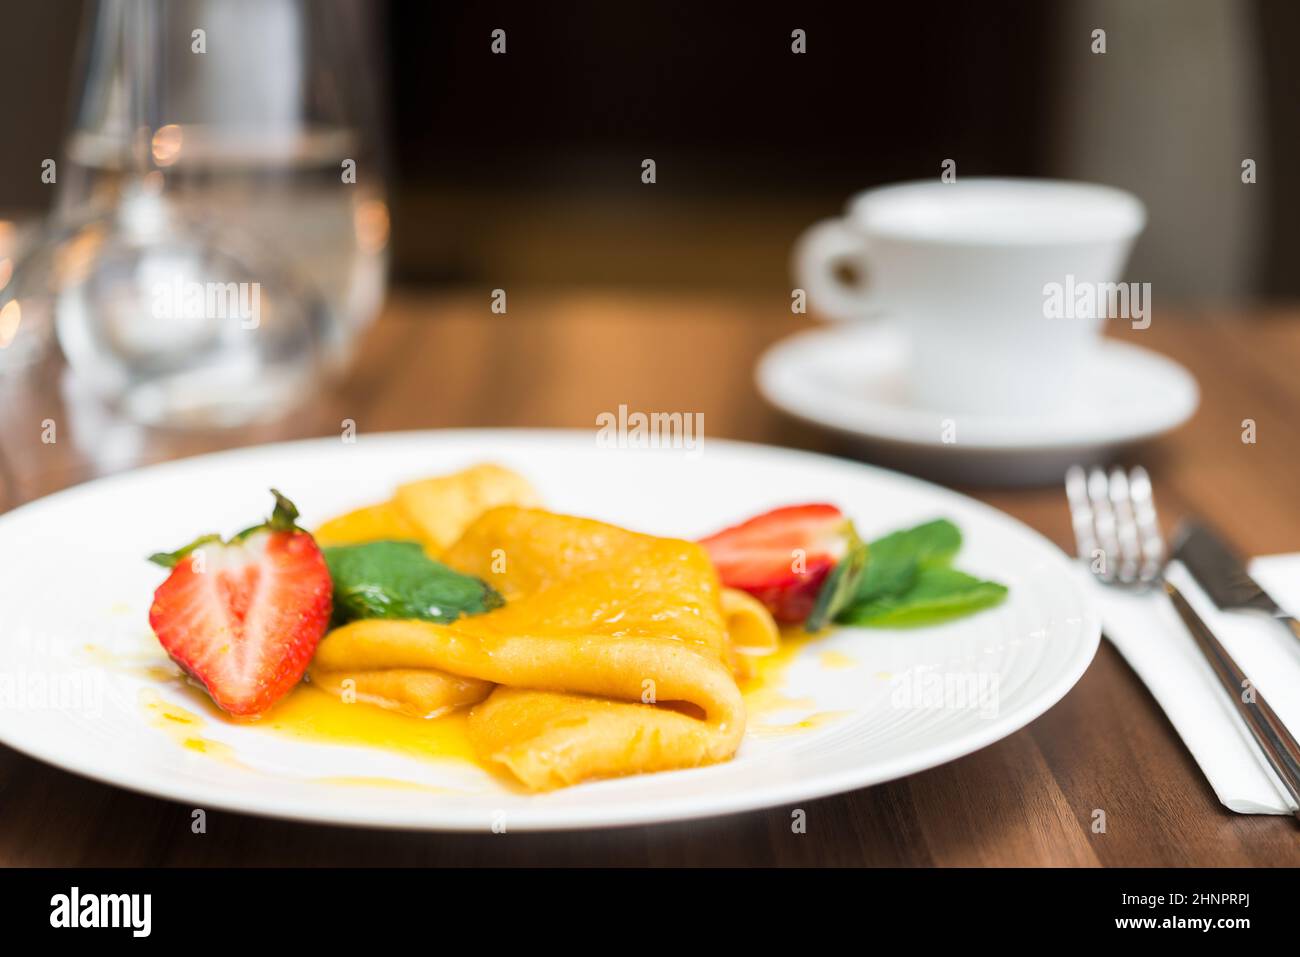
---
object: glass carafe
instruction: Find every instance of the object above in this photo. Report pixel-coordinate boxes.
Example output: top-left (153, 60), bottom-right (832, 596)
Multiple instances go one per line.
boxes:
top-left (4, 0), bottom-right (388, 427)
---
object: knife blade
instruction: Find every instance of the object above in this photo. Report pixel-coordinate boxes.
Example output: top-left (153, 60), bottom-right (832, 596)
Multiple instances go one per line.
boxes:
top-left (1174, 521), bottom-right (1300, 645)
top-left (1174, 522), bottom-right (1284, 614)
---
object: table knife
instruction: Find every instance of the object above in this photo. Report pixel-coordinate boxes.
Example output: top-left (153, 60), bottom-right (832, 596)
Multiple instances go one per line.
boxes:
top-left (1174, 521), bottom-right (1300, 645)
top-left (1163, 581), bottom-right (1300, 818)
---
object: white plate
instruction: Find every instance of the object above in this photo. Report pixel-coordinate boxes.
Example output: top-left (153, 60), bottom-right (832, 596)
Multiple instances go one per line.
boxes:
top-left (0, 430), bottom-right (1099, 831)
top-left (757, 325), bottom-right (1199, 486)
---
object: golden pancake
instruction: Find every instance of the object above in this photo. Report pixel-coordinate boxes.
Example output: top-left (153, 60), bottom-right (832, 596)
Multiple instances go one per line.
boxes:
top-left (311, 507), bottom-right (749, 790)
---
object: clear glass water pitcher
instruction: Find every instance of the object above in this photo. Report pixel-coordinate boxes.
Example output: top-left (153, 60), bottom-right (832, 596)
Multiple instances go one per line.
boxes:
top-left (2, 0), bottom-right (388, 427)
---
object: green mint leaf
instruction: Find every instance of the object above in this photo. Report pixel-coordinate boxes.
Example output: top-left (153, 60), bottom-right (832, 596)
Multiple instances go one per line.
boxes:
top-left (839, 566), bottom-right (1007, 628)
top-left (853, 518), bottom-right (963, 603)
top-left (323, 540), bottom-right (504, 625)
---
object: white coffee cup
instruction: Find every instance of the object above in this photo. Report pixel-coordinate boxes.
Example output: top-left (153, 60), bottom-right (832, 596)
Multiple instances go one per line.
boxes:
top-left (793, 178), bottom-right (1147, 416)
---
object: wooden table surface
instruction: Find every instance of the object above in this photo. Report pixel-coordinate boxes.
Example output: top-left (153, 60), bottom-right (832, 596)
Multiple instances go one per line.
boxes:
top-left (2, 289), bottom-right (1299, 866)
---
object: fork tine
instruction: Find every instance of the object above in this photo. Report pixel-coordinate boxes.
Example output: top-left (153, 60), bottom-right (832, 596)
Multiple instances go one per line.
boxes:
top-left (1064, 465), bottom-right (1098, 565)
top-left (1086, 466), bottom-right (1119, 581)
top-left (1127, 466), bottom-right (1165, 583)
top-left (1107, 467), bottom-right (1143, 584)
top-left (1067, 462), bottom-right (1168, 594)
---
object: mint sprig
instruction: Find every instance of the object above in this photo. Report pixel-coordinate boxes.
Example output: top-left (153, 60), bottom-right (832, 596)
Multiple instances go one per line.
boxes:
top-left (322, 540), bottom-right (504, 625)
top-left (831, 518), bottom-right (1007, 628)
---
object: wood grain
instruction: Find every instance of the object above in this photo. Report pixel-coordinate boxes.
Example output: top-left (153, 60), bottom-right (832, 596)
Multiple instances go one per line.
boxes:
top-left (2, 289), bottom-right (1298, 866)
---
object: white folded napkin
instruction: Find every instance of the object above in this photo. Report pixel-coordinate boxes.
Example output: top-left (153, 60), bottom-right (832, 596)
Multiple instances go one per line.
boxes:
top-left (1082, 554), bottom-right (1300, 814)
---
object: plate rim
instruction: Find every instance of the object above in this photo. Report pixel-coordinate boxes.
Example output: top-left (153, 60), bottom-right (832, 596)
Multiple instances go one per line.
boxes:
top-left (0, 428), bottom-right (1101, 831)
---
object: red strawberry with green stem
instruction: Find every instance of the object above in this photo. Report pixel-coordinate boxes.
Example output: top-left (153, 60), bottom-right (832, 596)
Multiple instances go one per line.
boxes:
top-left (699, 503), bottom-right (865, 627)
top-left (147, 490), bottom-right (332, 717)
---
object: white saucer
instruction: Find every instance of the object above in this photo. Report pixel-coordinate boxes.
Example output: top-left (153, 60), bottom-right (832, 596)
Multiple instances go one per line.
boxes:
top-left (756, 324), bottom-right (1199, 486)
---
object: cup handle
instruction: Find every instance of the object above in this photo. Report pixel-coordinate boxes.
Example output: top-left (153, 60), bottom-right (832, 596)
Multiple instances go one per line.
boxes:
top-left (792, 218), bottom-right (880, 321)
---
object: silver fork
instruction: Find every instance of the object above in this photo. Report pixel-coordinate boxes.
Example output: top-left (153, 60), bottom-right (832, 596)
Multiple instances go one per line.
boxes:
top-left (1066, 465), bottom-right (1300, 818)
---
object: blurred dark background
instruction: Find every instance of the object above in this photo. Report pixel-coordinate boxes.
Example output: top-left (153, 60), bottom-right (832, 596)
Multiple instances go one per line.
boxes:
top-left (3, 0), bottom-right (1297, 299)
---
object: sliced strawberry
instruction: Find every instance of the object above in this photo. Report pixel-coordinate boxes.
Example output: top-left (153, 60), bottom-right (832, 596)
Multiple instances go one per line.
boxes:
top-left (148, 491), bottom-right (332, 717)
top-left (699, 503), bottom-right (858, 623)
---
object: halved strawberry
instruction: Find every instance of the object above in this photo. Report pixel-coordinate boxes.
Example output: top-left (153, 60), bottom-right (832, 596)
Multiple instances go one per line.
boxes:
top-left (147, 491), bottom-right (332, 717)
top-left (699, 503), bottom-right (859, 623)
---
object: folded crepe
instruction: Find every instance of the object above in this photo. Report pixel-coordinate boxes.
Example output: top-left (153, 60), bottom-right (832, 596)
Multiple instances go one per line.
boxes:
top-left (311, 505), bottom-right (759, 790)
top-left (314, 463), bottom-right (541, 554)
